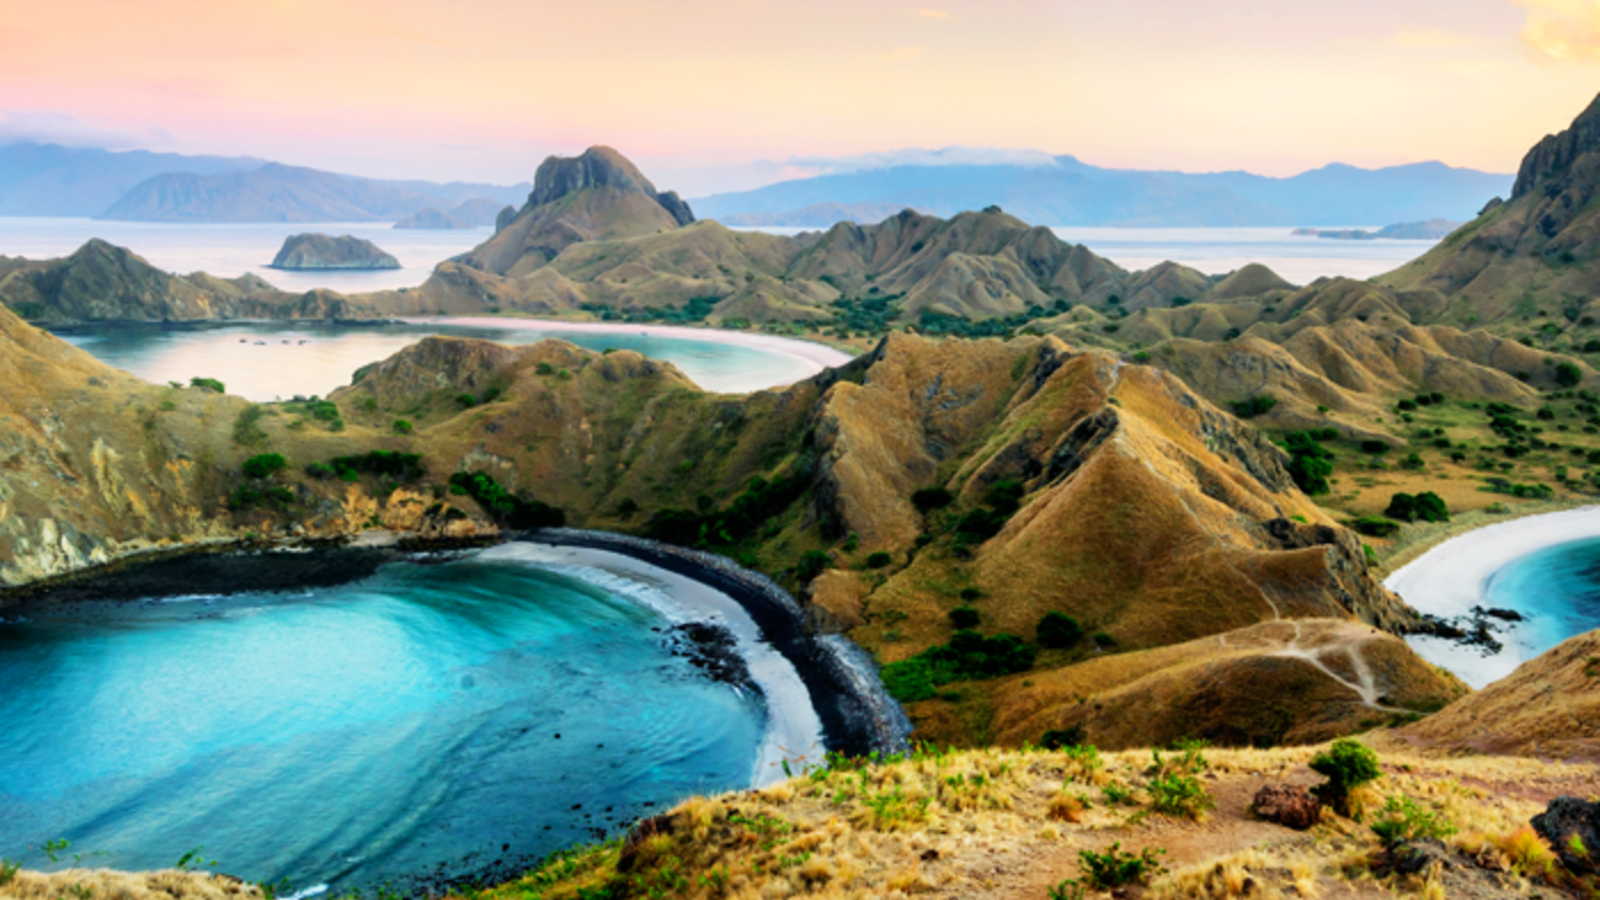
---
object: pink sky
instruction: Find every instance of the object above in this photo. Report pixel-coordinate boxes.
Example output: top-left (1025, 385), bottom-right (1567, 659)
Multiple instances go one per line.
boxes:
top-left (2, 0), bottom-right (1598, 193)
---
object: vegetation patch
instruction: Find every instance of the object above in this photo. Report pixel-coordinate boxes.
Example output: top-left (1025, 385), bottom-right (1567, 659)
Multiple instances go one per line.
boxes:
top-left (879, 629), bottom-right (1038, 702)
top-left (449, 470), bottom-right (565, 529)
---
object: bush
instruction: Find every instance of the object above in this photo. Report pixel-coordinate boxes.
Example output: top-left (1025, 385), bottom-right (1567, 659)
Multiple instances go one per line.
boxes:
top-left (1040, 727), bottom-right (1086, 750)
top-left (190, 377), bottom-right (225, 394)
top-left (1556, 361), bottom-right (1583, 388)
top-left (948, 606), bottom-right (981, 629)
top-left (304, 462), bottom-right (336, 479)
top-left (1360, 439), bottom-right (1389, 455)
top-left (1349, 516), bottom-right (1401, 538)
top-left (329, 451), bottom-right (426, 482)
top-left (1077, 843), bottom-right (1165, 890)
top-left (1396, 399), bottom-right (1418, 412)
top-left (1309, 738), bottom-right (1381, 816)
top-left (959, 587), bottom-right (983, 602)
top-left (1231, 394), bottom-right (1278, 419)
top-left (1148, 773), bottom-right (1215, 820)
top-left (865, 551), bottom-right (893, 569)
top-left (1037, 611), bottom-right (1084, 649)
top-left (448, 470), bottom-right (564, 529)
top-left (233, 405), bottom-right (268, 446)
top-left (880, 630), bottom-right (1037, 702)
top-left (1385, 491), bottom-right (1448, 523)
top-left (242, 453), bottom-right (287, 479)
top-left (307, 400), bottom-right (340, 422)
top-left (1370, 794), bottom-right (1457, 847)
top-left (911, 487), bottom-right (954, 512)
top-left (795, 550), bottom-right (832, 583)
top-left (392, 419), bottom-right (414, 435)
top-left (1283, 431), bottom-right (1335, 496)
top-left (455, 392), bottom-right (478, 409)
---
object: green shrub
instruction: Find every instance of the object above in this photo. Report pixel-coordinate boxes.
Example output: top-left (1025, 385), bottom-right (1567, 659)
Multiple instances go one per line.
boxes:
top-left (911, 487), bottom-right (954, 512)
top-left (1556, 361), bottom-right (1583, 388)
top-left (1282, 431), bottom-right (1335, 496)
top-left (1396, 399), bottom-right (1418, 412)
top-left (190, 377), bottom-right (225, 394)
top-left (1147, 773), bottom-right (1214, 820)
top-left (1040, 727), bottom-right (1086, 750)
top-left (1092, 632), bottom-right (1115, 648)
top-left (233, 405), bottom-right (269, 446)
top-left (1077, 843), bottom-right (1165, 890)
top-left (228, 484), bottom-right (295, 512)
top-left (1231, 394), bottom-right (1278, 419)
top-left (1360, 439), bottom-right (1389, 455)
top-left (643, 473), bottom-right (810, 550)
top-left (448, 471), bottom-right (564, 529)
top-left (242, 453), bottom-right (287, 479)
top-left (795, 550), bottom-right (832, 583)
top-left (865, 551), bottom-right (892, 569)
top-left (959, 587), bottom-right (982, 602)
top-left (1309, 738), bottom-right (1382, 817)
top-left (455, 392), bottom-right (478, 409)
top-left (304, 462), bottom-right (336, 479)
top-left (329, 451), bottom-right (426, 482)
top-left (948, 606), bottom-right (980, 629)
top-left (880, 630), bottom-right (1037, 702)
top-left (1037, 611), bottom-right (1084, 649)
top-left (1385, 491), bottom-right (1448, 523)
top-left (536, 362), bottom-right (554, 376)
top-left (1370, 794), bottom-right (1457, 846)
top-left (392, 419), bottom-right (414, 435)
top-left (1349, 516), bottom-right (1401, 538)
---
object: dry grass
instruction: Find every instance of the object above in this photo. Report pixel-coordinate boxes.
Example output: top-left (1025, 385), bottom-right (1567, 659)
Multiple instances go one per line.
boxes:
top-left (0, 869), bottom-right (260, 900)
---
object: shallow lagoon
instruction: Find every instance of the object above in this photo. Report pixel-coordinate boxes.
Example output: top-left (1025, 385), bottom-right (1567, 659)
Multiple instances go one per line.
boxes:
top-left (0, 552), bottom-right (767, 894)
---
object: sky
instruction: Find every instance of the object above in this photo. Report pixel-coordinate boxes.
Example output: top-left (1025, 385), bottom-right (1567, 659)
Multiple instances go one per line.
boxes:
top-left (1, 0), bottom-right (1599, 195)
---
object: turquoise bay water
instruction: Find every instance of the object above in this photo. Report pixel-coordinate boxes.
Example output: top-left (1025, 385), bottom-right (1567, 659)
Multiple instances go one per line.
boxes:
top-left (1483, 536), bottom-right (1600, 660)
top-left (0, 557), bottom-right (762, 893)
top-left (55, 320), bottom-right (823, 400)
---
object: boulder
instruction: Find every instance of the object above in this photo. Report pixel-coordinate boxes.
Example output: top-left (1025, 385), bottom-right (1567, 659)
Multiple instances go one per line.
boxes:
top-left (1532, 795), bottom-right (1600, 874)
top-left (1250, 784), bottom-right (1322, 830)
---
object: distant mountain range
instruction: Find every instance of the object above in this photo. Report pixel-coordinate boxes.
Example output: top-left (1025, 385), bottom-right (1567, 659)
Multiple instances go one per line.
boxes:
top-left (0, 141), bottom-right (530, 223)
top-left (694, 156), bottom-right (1514, 228)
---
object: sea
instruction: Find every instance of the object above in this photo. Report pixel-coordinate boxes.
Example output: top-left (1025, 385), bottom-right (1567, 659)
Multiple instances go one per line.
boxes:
top-left (0, 548), bottom-right (784, 894)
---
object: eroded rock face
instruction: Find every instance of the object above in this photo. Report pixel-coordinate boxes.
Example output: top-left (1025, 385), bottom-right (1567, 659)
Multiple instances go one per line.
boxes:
top-left (529, 146), bottom-right (695, 226)
top-left (1515, 93), bottom-right (1600, 200)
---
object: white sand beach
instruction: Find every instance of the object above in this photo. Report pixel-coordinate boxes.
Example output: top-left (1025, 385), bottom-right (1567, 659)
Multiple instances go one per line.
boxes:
top-left (1386, 505), bottom-right (1600, 687)
top-left (413, 316), bottom-right (856, 386)
top-left (477, 541), bottom-right (826, 787)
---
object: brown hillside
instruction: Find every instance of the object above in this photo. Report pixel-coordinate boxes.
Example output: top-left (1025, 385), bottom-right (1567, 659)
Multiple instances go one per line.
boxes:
top-left (1391, 628), bottom-right (1600, 761)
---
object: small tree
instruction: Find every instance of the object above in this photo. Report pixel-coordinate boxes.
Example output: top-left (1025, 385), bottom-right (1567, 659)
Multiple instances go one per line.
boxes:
top-left (795, 550), bottom-right (831, 583)
top-left (1556, 361), bottom-right (1583, 388)
top-left (911, 487), bottom-right (954, 512)
top-left (392, 419), bottom-right (414, 435)
top-left (1309, 738), bottom-right (1382, 817)
top-left (865, 551), bottom-right (893, 569)
top-left (242, 453), bottom-right (287, 479)
top-left (949, 606), bottom-right (981, 629)
top-left (1037, 611), bottom-right (1084, 649)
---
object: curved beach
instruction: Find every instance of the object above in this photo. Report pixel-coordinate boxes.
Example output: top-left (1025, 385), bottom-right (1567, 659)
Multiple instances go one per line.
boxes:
top-left (411, 316), bottom-right (856, 386)
top-left (1385, 504), bottom-right (1600, 687)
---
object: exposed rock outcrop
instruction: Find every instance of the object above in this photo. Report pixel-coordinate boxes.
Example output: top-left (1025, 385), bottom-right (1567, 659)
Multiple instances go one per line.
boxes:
top-left (270, 233), bottom-right (400, 270)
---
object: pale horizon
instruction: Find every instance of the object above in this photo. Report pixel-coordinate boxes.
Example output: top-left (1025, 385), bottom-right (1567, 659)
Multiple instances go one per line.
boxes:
top-left (3, 0), bottom-right (1599, 194)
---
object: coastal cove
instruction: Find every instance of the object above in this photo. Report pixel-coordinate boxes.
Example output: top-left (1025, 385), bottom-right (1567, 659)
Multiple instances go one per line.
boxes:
top-left (0, 531), bottom-right (909, 896)
top-left (52, 318), bottom-right (854, 401)
top-left (1387, 505), bottom-right (1600, 688)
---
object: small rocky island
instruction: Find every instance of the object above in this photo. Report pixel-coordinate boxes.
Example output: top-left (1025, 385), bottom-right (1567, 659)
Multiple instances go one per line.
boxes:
top-left (269, 233), bottom-right (401, 270)
top-left (394, 207), bottom-right (472, 230)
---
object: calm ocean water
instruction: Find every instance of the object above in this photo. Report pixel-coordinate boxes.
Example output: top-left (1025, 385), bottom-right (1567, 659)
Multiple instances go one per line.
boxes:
top-left (56, 320), bottom-right (826, 400)
top-left (0, 554), bottom-right (763, 894)
top-left (0, 217), bottom-right (488, 293)
top-left (1, 218), bottom-right (1434, 297)
top-left (1482, 537), bottom-right (1600, 663)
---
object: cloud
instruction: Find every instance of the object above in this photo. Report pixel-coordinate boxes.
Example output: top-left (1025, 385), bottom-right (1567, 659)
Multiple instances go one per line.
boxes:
top-left (885, 46), bottom-right (924, 62)
top-left (0, 110), bottom-right (168, 149)
top-left (1389, 28), bottom-right (1480, 49)
top-left (1514, 0), bottom-right (1600, 63)
top-left (910, 8), bottom-right (951, 18)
